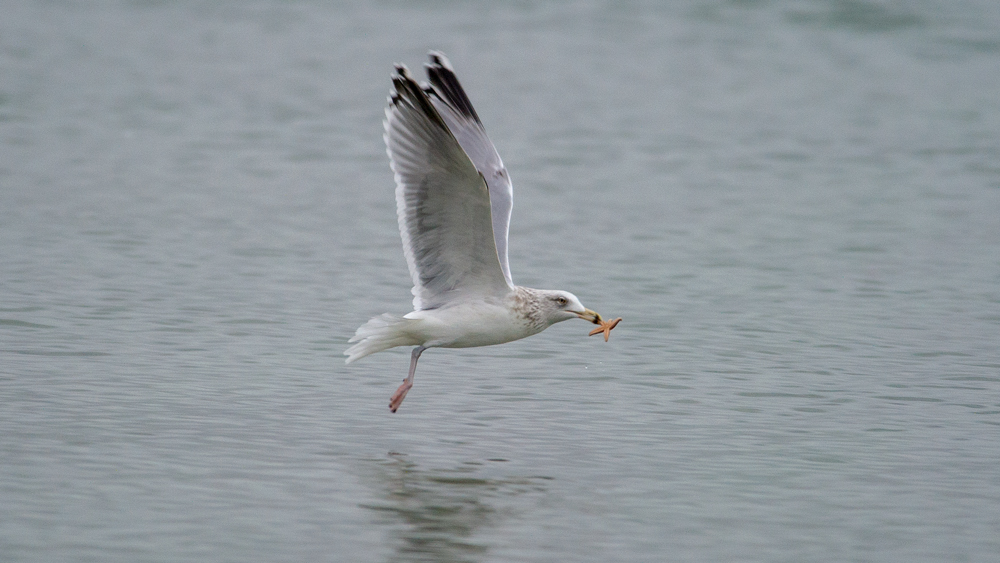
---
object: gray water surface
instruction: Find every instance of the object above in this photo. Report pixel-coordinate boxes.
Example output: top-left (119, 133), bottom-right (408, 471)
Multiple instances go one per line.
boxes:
top-left (3, 1), bottom-right (1000, 561)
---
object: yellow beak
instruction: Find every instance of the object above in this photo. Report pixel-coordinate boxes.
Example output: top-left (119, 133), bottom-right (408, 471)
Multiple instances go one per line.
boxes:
top-left (575, 308), bottom-right (602, 324)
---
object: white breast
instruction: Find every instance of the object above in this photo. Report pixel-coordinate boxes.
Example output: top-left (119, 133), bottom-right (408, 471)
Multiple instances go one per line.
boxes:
top-left (403, 299), bottom-right (542, 348)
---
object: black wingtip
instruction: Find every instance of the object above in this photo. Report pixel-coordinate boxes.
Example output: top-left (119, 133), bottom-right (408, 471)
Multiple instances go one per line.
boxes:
top-left (424, 51), bottom-right (483, 126)
top-left (389, 61), bottom-right (449, 129)
top-left (427, 50), bottom-right (451, 70)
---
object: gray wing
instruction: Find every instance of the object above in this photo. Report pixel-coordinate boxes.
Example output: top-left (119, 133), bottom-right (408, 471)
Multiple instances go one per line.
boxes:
top-left (423, 52), bottom-right (514, 288)
top-left (384, 62), bottom-right (514, 311)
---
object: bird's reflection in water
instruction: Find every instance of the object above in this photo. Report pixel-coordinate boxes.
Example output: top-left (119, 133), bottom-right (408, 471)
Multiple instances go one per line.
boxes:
top-left (360, 453), bottom-right (550, 563)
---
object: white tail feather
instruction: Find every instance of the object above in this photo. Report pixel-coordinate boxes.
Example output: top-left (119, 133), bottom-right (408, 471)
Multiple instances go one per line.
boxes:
top-left (344, 313), bottom-right (420, 364)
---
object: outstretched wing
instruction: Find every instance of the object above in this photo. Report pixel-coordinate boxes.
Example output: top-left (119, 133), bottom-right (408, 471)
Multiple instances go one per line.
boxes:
top-left (384, 61), bottom-right (514, 311)
top-left (423, 52), bottom-right (513, 289)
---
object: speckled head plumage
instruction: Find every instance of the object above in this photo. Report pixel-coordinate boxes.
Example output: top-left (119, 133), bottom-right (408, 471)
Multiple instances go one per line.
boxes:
top-left (513, 287), bottom-right (600, 330)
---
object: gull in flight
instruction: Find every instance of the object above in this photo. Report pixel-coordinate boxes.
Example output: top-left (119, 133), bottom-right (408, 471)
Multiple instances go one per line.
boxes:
top-left (345, 52), bottom-right (617, 412)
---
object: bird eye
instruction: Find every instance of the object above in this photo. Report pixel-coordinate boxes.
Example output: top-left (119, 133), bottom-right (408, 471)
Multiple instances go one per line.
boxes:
top-left (556, 296), bottom-right (567, 306)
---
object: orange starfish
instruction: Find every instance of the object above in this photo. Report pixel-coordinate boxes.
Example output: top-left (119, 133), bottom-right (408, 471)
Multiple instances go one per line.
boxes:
top-left (588, 317), bottom-right (622, 342)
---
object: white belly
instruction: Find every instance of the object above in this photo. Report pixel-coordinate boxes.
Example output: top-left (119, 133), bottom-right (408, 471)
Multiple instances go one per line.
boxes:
top-left (403, 301), bottom-right (541, 348)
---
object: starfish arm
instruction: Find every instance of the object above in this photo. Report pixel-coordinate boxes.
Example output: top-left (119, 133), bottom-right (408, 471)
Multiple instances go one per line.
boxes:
top-left (588, 317), bottom-right (622, 342)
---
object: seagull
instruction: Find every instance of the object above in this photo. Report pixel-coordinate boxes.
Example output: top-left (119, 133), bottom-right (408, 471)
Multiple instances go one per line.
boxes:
top-left (345, 52), bottom-right (616, 412)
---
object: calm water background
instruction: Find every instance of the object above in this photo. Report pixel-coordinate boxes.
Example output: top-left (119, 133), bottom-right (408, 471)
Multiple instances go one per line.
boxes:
top-left (3, 1), bottom-right (1000, 561)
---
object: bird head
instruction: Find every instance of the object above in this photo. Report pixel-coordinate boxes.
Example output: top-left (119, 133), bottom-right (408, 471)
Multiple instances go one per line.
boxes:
top-left (538, 290), bottom-right (601, 326)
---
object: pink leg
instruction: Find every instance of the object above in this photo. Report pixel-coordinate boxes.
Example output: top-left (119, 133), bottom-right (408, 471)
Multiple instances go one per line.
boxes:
top-left (389, 346), bottom-right (425, 413)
